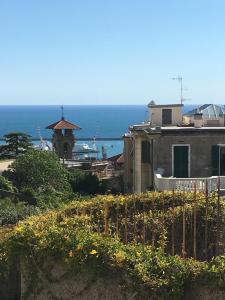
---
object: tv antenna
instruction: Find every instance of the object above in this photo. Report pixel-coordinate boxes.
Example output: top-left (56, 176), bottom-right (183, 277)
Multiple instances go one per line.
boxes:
top-left (172, 76), bottom-right (184, 105)
top-left (61, 105), bottom-right (64, 120)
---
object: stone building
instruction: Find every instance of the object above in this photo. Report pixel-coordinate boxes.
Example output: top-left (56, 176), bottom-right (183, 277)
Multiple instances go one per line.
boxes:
top-left (124, 102), bottom-right (225, 193)
top-left (46, 117), bottom-right (81, 159)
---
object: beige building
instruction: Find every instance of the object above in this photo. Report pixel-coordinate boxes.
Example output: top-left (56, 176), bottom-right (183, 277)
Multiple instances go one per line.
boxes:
top-left (124, 102), bottom-right (225, 193)
top-left (148, 100), bottom-right (183, 126)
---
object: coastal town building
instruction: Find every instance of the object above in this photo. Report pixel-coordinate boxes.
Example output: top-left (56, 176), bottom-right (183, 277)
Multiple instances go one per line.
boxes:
top-left (46, 117), bottom-right (81, 159)
top-left (183, 104), bottom-right (225, 127)
top-left (124, 102), bottom-right (225, 193)
top-left (46, 113), bottom-right (123, 192)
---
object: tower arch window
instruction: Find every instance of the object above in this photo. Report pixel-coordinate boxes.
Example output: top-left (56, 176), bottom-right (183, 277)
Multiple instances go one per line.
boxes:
top-left (64, 142), bottom-right (70, 158)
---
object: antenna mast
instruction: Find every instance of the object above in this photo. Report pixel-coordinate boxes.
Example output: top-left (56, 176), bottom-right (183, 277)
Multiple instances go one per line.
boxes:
top-left (172, 76), bottom-right (183, 105)
top-left (61, 105), bottom-right (64, 120)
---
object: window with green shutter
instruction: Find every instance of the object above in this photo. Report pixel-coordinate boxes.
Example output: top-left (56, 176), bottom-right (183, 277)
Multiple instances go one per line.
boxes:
top-left (211, 145), bottom-right (220, 176)
top-left (141, 141), bottom-right (150, 163)
top-left (173, 145), bottom-right (189, 178)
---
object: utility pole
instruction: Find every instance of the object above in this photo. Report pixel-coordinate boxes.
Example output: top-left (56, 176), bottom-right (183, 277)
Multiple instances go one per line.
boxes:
top-left (172, 76), bottom-right (183, 105)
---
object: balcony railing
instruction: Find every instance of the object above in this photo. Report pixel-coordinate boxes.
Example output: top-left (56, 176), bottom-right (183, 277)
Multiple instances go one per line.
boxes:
top-left (154, 172), bottom-right (225, 193)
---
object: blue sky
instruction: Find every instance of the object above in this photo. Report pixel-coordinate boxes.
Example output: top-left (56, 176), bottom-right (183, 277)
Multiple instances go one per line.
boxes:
top-left (0, 0), bottom-right (225, 105)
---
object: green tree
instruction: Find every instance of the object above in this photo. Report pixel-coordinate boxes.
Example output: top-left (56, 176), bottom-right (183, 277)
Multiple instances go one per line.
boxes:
top-left (69, 169), bottom-right (106, 195)
top-left (0, 176), bottom-right (16, 192)
top-left (0, 132), bottom-right (32, 158)
top-left (3, 149), bottom-right (71, 195)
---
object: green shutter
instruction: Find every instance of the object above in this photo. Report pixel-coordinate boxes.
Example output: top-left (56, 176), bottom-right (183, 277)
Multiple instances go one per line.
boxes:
top-left (212, 145), bottom-right (220, 176)
top-left (173, 146), bottom-right (189, 178)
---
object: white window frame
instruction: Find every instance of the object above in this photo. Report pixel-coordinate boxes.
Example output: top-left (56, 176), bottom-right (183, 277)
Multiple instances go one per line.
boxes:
top-left (172, 144), bottom-right (191, 178)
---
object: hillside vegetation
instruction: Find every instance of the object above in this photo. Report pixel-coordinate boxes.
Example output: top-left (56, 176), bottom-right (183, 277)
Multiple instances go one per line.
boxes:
top-left (1, 192), bottom-right (225, 299)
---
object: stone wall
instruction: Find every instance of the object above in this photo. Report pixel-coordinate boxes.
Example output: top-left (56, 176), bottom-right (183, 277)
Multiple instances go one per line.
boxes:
top-left (21, 261), bottom-right (149, 300)
top-left (184, 283), bottom-right (225, 300)
top-left (0, 261), bottom-right (20, 300)
top-left (2, 259), bottom-right (225, 300)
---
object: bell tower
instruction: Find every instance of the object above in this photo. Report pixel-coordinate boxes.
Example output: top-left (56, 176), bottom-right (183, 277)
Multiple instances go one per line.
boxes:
top-left (46, 107), bottom-right (81, 159)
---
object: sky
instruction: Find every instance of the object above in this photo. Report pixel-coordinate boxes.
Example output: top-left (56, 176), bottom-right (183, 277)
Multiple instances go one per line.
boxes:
top-left (0, 0), bottom-right (225, 105)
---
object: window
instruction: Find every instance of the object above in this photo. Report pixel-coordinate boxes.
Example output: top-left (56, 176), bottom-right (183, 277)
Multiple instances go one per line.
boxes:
top-left (173, 145), bottom-right (189, 178)
top-left (212, 145), bottom-right (220, 175)
top-left (141, 141), bottom-right (150, 163)
top-left (162, 109), bottom-right (172, 125)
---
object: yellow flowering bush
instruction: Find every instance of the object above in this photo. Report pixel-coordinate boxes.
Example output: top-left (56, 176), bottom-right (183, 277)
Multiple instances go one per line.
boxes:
top-left (114, 250), bottom-right (126, 265)
top-left (1, 192), bottom-right (225, 298)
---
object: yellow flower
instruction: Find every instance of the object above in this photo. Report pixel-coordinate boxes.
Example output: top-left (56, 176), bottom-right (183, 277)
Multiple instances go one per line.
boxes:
top-left (68, 250), bottom-right (74, 257)
top-left (76, 244), bottom-right (83, 250)
top-left (90, 249), bottom-right (97, 255)
top-left (136, 252), bottom-right (141, 257)
top-left (114, 250), bottom-right (126, 264)
top-left (15, 226), bottom-right (23, 233)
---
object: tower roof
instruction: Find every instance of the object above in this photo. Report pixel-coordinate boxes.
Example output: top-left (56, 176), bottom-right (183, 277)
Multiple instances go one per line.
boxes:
top-left (148, 100), bottom-right (156, 107)
top-left (46, 118), bottom-right (81, 130)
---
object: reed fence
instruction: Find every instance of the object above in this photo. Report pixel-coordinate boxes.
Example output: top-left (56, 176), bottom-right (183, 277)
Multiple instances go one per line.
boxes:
top-left (60, 178), bottom-right (225, 261)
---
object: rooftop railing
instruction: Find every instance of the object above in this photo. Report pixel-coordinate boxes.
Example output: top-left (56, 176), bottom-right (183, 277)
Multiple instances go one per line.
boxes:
top-left (154, 172), bottom-right (224, 193)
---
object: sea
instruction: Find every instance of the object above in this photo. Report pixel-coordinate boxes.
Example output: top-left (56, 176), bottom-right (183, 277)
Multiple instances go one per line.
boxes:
top-left (0, 105), bottom-right (196, 158)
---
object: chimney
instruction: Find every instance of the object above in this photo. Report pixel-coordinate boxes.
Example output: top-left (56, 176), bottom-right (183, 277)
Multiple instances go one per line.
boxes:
top-left (194, 113), bottom-right (203, 128)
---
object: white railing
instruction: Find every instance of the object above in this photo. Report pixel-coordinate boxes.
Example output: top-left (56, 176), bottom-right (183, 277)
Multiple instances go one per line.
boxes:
top-left (154, 172), bottom-right (224, 193)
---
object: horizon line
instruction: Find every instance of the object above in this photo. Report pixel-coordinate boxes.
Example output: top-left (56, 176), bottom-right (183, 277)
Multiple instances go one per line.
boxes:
top-left (0, 103), bottom-right (219, 106)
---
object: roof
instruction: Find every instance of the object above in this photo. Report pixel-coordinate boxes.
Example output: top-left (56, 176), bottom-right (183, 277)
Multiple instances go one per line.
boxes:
top-left (184, 104), bottom-right (225, 118)
top-left (161, 126), bottom-right (225, 131)
top-left (117, 153), bottom-right (125, 164)
top-left (127, 123), bottom-right (225, 135)
top-left (148, 103), bottom-right (183, 108)
top-left (148, 100), bottom-right (156, 106)
top-left (46, 118), bottom-right (81, 130)
top-left (149, 126), bottom-right (225, 135)
top-left (107, 153), bottom-right (124, 164)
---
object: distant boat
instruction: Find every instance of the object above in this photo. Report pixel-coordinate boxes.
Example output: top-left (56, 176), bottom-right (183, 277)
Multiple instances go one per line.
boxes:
top-left (74, 143), bottom-right (98, 153)
top-left (34, 140), bottom-right (53, 151)
top-left (73, 138), bottom-right (99, 160)
top-left (34, 127), bottom-right (53, 151)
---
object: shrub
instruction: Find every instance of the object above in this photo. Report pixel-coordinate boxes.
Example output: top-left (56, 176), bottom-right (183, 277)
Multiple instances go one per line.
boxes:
top-left (2, 193), bottom-right (225, 298)
top-left (0, 176), bottom-right (16, 193)
top-left (3, 149), bottom-right (71, 195)
top-left (69, 170), bottom-right (106, 195)
top-left (0, 208), bottom-right (208, 299)
top-left (0, 198), bottom-right (39, 225)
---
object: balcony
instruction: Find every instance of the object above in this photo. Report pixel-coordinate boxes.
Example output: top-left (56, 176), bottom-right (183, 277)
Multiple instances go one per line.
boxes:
top-left (154, 172), bottom-right (225, 193)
